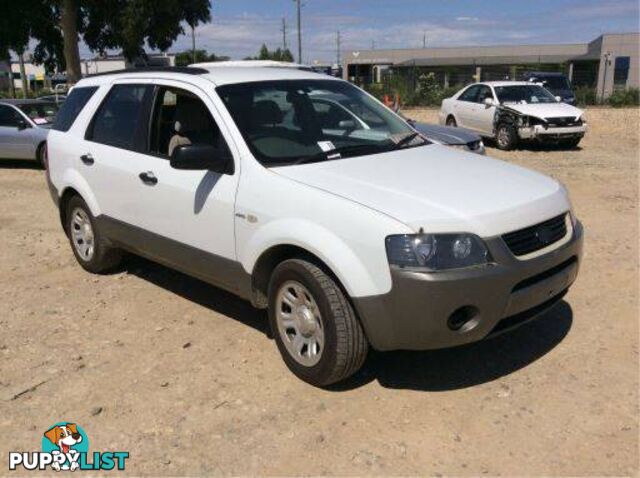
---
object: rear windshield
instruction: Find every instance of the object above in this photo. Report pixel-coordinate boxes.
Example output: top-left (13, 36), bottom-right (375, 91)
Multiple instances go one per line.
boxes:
top-left (17, 103), bottom-right (58, 125)
top-left (536, 76), bottom-right (571, 90)
top-left (52, 86), bottom-right (99, 132)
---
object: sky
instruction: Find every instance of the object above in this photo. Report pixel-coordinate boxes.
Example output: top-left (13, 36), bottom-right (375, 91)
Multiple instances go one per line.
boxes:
top-left (79, 0), bottom-right (640, 63)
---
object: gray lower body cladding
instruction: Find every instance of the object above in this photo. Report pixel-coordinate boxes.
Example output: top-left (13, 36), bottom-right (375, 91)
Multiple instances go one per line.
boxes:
top-left (353, 222), bottom-right (584, 351)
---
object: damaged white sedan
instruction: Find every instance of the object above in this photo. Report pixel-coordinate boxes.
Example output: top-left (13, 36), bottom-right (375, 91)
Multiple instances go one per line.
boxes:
top-left (439, 81), bottom-right (587, 150)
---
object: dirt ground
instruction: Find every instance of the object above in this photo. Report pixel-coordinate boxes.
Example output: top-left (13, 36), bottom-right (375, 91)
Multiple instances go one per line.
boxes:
top-left (0, 107), bottom-right (638, 476)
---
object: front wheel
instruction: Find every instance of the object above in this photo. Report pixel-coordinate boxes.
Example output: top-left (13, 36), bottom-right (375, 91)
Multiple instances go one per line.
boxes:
top-left (446, 115), bottom-right (457, 127)
top-left (560, 137), bottom-right (582, 149)
top-left (268, 259), bottom-right (368, 387)
top-left (496, 123), bottom-right (518, 150)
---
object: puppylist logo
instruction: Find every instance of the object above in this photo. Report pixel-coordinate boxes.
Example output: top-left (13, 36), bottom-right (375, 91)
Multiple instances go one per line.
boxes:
top-left (8, 422), bottom-right (129, 472)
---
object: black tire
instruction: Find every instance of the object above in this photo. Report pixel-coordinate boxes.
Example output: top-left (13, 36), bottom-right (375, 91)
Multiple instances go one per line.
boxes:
top-left (560, 137), bottom-right (582, 149)
top-left (495, 123), bottom-right (518, 150)
top-left (65, 196), bottom-right (122, 273)
top-left (446, 115), bottom-right (457, 127)
top-left (35, 142), bottom-right (46, 169)
top-left (268, 259), bottom-right (368, 387)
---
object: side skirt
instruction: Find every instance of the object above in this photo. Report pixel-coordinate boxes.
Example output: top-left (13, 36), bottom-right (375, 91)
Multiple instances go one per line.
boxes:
top-left (96, 215), bottom-right (253, 300)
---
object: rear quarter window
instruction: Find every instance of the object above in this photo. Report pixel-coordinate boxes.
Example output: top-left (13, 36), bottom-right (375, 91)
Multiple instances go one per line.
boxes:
top-left (52, 86), bottom-right (99, 132)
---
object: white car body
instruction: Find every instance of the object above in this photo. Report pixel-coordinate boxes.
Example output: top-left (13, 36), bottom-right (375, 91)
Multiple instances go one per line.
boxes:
top-left (45, 67), bottom-right (583, 383)
top-left (439, 81), bottom-right (587, 143)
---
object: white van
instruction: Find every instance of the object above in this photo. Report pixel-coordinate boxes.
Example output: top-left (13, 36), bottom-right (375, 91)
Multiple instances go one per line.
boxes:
top-left (46, 66), bottom-right (583, 386)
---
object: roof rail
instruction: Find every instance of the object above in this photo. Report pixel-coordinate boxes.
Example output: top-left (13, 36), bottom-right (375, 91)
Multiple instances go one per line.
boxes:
top-left (86, 66), bottom-right (209, 78)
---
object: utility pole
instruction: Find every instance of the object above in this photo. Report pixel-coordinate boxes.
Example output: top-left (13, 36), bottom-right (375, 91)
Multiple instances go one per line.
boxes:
top-left (281, 17), bottom-right (287, 50)
top-left (294, 0), bottom-right (302, 63)
top-left (423, 31), bottom-right (426, 48)
top-left (336, 30), bottom-right (341, 66)
top-left (191, 24), bottom-right (196, 64)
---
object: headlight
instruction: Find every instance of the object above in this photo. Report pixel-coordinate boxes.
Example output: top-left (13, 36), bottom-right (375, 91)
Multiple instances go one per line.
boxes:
top-left (385, 233), bottom-right (491, 271)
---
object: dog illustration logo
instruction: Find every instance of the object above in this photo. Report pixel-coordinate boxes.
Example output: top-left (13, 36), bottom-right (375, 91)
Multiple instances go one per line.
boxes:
top-left (42, 423), bottom-right (88, 471)
top-left (9, 421), bottom-right (128, 472)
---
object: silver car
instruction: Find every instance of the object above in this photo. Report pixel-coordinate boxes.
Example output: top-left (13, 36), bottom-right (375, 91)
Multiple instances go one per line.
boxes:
top-left (0, 99), bottom-right (59, 167)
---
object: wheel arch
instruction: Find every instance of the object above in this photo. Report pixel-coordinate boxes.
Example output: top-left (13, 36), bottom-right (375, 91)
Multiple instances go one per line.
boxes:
top-left (251, 244), bottom-right (338, 309)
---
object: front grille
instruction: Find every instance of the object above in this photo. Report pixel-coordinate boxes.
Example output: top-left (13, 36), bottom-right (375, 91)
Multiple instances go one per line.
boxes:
top-left (502, 214), bottom-right (567, 256)
top-left (547, 116), bottom-right (582, 127)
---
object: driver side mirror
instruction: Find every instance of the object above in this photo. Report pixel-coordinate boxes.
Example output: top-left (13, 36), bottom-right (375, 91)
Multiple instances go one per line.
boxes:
top-left (16, 118), bottom-right (29, 130)
top-left (170, 143), bottom-right (234, 174)
top-left (483, 97), bottom-right (496, 107)
top-left (338, 119), bottom-right (357, 129)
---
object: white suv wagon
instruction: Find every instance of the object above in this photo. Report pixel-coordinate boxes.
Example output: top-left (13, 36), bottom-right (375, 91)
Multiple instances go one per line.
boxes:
top-left (46, 66), bottom-right (583, 386)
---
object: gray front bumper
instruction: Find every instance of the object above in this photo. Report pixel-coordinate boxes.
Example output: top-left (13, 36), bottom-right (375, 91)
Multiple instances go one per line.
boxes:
top-left (353, 222), bottom-right (583, 351)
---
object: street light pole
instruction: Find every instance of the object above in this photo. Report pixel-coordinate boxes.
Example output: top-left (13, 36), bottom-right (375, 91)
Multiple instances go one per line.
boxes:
top-left (294, 0), bottom-right (302, 63)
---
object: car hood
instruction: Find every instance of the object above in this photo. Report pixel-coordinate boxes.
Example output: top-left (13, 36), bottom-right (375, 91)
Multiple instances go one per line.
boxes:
top-left (412, 122), bottom-right (479, 145)
top-left (273, 144), bottom-right (570, 237)
top-left (502, 102), bottom-right (583, 121)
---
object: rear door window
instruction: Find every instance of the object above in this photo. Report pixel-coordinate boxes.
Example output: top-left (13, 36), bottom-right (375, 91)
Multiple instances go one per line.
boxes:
top-left (87, 84), bottom-right (153, 151)
top-left (0, 105), bottom-right (22, 127)
top-left (52, 86), bottom-right (98, 131)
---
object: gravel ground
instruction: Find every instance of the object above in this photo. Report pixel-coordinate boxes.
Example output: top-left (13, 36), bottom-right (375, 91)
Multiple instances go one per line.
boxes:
top-left (0, 107), bottom-right (638, 476)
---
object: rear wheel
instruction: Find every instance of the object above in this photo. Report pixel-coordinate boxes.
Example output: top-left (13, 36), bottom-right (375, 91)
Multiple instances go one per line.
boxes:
top-left (66, 196), bottom-right (122, 273)
top-left (446, 115), bottom-right (457, 127)
top-left (268, 259), bottom-right (368, 387)
top-left (496, 123), bottom-right (518, 150)
top-left (35, 143), bottom-right (46, 169)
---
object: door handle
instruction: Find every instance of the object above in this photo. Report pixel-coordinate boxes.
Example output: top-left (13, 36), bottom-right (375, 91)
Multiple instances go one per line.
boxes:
top-left (80, 154), bottom-right (94, 165)
top-left (138, 171), bottom-right (158, 186)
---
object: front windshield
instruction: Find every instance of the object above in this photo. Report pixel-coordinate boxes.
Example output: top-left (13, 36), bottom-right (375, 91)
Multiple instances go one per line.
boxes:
top-left (17, 103), bottom-right (59, 124)
top-left (217, 79), bottom-right (428, 166)
top-left (494, 85), bottom-right (558, 105)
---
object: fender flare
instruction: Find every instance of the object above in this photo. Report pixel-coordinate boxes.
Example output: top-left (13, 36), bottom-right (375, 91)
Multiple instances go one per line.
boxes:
top-left (241, 218), bottom-right (388, 298)
top-left (59, 169), bottom-right (102, 217)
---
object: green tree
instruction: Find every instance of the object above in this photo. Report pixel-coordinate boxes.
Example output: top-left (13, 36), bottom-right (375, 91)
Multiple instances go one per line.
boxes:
top-left (175, 49), bottom-right (229, 67)
top-left (250, 44), bottom-right (295, 62)
top-left (2, 0), bottom-right (212, 85)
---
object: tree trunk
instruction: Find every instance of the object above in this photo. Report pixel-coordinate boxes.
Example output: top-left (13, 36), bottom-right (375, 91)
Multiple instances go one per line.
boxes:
top-left (60, 0), bottom-right (82, 84)
top-left (5, 53), bottom-right (16, 98)
top-left (18, 51), bottom-right (28, 98)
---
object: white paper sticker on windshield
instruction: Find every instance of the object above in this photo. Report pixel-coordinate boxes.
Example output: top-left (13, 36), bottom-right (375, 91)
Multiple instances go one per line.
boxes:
top-left (32, 118), bottom-right (48, 125)
top-left (317, 141), bottom-right (335, 152)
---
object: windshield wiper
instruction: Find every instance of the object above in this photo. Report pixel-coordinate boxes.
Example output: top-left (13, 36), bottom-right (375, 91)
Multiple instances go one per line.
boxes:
top-left (291, 143), bottom-right (387, 165)
top-left (388, 131), bottom-right (426, 150)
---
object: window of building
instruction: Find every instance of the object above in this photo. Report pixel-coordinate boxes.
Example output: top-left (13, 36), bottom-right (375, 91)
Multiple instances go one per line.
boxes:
top-left (613, 56), bottom-right (630, 87)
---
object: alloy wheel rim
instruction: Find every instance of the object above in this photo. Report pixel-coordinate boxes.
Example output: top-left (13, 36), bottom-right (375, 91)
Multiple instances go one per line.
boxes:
top-left (497, 127), bottom-right (510, 147)
top-left (70, 207), bottom-right (95, 261)
top-left (275, 280), bottom-right (324, 367)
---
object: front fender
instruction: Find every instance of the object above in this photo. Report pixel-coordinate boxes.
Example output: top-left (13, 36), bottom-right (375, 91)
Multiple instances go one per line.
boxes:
top-left (241, 218), bottom-right (390, 298)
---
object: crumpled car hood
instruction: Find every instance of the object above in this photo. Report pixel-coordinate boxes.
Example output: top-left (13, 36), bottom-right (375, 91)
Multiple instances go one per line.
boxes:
top-left (503, 102), bottom-right (584, 121)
